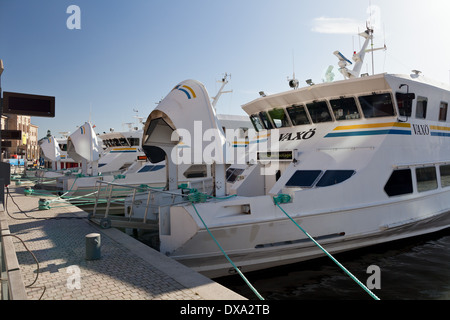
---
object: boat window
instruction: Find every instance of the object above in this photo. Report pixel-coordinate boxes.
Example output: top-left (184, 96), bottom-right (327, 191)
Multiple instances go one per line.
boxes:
top-left (384, 169), bottom-right (413, 197)
top-left (396, 92), bottom-right (415, 117)
top-left (316, 170), bottom-right (355, 187)
top-left (416, 167), bottom-right (438, 192)
top-left (415, 96), bottom-right (428, 119)
top-left (127, 138), bottom-right (140, 146)
top-left (268, 108), bottom-right (290, 128)
top-left (226, 168), bottom-right (245, 183)
top-left (439, 102), bottom-right (448, 122)
top-left (138, 164), bottom-right (165, 173)
top-left (440, 164), bottom-right (450, 188)
top-left (306, 101), bottom-right (333, 123)
top-left (330, 97), bottom-right (360, 120)
top-left (286, 105), bottom-right (311, 126)
top-left (259, 112), bottom-right (273, 129)
top-left (250, 114), bottom-right (264, 132)
top-left (285, 170), bottom-right (322, 188)
top-left (359, 93), bottom-right (395, 118)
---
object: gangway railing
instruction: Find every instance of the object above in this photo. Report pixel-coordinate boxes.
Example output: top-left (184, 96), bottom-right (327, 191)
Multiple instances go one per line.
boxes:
top-left (88, 180), bottom-right (193, 232)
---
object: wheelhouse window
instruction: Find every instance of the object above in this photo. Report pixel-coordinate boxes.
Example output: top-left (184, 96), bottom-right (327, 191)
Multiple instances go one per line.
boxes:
top-left (439, 102), bottom-right (448, 122)
top-left (286, 104), bottom-right (310, 126)
top-left (330, 97), bottom-right (360, 120)
top-left (384, 169), bottom-right (413, 197)
top-left (415, 96), bottom-right (428, 119)
top-left (359, 93), bottom-right (395, 118)
top-left (127, 138), bottom-right (140, 146)
top-left (250, 114), bottom-right (264, 132)
top-left (440, 164), bottom-right (450, 188)
top-left (259, 112), bottom-right (273, 129)
top-left (306, 100), bottom-right (333, 123)
top-left (396, 92), bottom-right (415, 117)
top-left (316, 170), bottom-right (355, 187)
top-left (285, 170), bottom-right (322, 188)
top-left (268, 108), bottom-right (290, 128)
top-left (416, 167), bottom-right (438, 192)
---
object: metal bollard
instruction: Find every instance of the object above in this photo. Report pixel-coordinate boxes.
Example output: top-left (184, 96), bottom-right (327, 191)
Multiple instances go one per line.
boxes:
top-left (85, 233), bottom-right (101, 260)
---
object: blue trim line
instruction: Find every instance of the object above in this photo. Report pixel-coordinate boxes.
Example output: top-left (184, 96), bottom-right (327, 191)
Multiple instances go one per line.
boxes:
top-left (431, 131), bottom-right (450, 137)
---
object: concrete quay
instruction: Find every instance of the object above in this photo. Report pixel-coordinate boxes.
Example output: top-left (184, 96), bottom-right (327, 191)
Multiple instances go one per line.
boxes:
top-left (3, 186), bottom-right (246, 300)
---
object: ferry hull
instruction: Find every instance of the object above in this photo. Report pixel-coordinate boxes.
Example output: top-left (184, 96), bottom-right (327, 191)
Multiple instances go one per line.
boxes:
top-left (163, 194), bottom-right (450, 278)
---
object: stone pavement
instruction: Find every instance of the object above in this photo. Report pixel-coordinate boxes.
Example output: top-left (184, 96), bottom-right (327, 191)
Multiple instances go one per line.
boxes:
top-left (3, 186), bottom-right (245, 300)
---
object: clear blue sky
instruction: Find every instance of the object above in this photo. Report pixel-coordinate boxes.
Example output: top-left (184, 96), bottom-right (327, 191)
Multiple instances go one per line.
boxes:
top-left (1, 0), bottom-right (450, 138)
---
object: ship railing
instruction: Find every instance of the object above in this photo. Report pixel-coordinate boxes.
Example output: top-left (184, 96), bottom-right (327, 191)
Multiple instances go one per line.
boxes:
top-left (88, 179), bottom-right (213, 231)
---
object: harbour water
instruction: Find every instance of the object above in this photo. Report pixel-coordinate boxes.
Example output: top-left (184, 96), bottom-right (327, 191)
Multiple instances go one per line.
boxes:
top-left (215, 228), bottom-right (450, 300)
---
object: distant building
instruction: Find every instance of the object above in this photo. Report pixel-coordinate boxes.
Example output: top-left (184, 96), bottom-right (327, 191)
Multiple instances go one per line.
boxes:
top-left (1, 114), bottom-right (39, 162)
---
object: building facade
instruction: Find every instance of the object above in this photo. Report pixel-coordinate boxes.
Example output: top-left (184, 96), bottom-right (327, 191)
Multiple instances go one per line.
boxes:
top-left (1, 114), bottom-right (39, 162)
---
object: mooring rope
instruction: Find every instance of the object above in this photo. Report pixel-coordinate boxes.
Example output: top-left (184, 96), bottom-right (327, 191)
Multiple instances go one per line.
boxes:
top-left (273, 194), bottom-right (380, 300)
top-left (187, 191), bottom-right (264, 300)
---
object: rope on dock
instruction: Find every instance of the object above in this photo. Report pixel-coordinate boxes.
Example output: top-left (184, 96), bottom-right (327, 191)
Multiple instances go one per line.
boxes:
top-left (273, 194), bottom-right (380, 301)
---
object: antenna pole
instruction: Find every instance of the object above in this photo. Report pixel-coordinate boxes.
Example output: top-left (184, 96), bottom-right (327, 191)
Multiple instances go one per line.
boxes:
top-left (211, 73), bottom-right (232, 109)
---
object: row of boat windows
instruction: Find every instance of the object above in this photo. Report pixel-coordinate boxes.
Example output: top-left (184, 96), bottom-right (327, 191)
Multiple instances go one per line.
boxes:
top-left (397, 93), bottom-right (449, 122)
top-left (250, 93), bottom-right (395, 131)
top-left (249, 91), bottom-right (446, 131)
top-left (102, 137), bottom-right (140, 147)
top-left (384, 164), bottom-right (450, 197)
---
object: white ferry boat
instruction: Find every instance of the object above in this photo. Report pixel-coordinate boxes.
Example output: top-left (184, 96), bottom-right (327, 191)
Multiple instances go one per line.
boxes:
top-left (141, 28), bottom-right (450, 278)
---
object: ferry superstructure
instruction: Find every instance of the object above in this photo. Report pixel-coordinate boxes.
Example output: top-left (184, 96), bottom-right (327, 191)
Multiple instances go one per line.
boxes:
top-left (141, 29), bottom-right (450, 278)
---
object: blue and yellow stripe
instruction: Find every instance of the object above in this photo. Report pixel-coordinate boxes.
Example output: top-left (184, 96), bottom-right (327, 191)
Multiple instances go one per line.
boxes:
top-left (325, 122), bottom-right (411, 138)
top-left (172, 84), bottom-right (197, 99)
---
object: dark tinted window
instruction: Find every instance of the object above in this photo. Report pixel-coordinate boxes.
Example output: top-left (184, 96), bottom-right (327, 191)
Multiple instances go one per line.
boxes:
top-left (416, 167), bottom-right (437, 192)
top-left (330, 97), bottom-right (360, 120)
top-left (306, 101), bottom-right (332, 123)
top-left (268, 108), bottom-right (290, 128)
top-left (286, 170), bottom-right (322, 187)
top-left (286, 105), bottom-right (310, 126)
top-left (439, 102), bottom-right (448, 122)
top-left (250, 114), bottom-right (264, 132)
top-left (415, 97), bottom-right (427, 119)
top-left (316, 170), bottom-right (355, 187)
top-left (359, 93), bottom-right (395, 118)
top-left (396, 92), bottom-right (414, 117)
top-left (440, 164), bottom-right (450, 188)
top-left (138, 165), bottom-right (165, 173)
top-left (384, 169), bottom-right (413, 196)
top-left (259, 112), bottom-right (273, 129)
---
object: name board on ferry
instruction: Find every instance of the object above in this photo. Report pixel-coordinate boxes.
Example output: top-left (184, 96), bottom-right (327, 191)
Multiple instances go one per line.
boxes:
top-left (279, 128), bottom-right (316, 141)
top-left (257, 151), bottom-right (293, 161)
top-left (412, 124), bottom-right (430, 135)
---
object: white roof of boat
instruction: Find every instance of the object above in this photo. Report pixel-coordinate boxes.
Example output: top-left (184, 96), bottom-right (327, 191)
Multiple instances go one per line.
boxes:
top-left (241, 73), bottom-right (450, 115)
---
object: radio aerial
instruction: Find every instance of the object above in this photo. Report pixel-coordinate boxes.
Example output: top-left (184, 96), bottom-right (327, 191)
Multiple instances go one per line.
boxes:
top-left (288, 50), bottom-right (299, 89)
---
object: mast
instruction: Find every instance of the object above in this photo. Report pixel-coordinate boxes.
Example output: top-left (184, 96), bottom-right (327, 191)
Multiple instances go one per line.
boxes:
top-left (211, 73), bottom-right (232, 109)
top-left (334, 25), bottom-right (386, 79)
